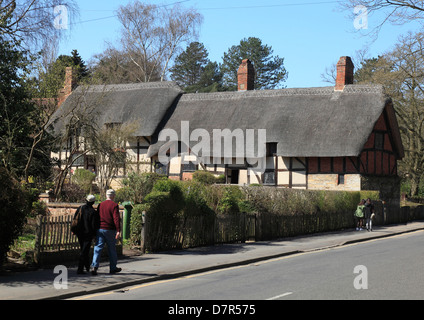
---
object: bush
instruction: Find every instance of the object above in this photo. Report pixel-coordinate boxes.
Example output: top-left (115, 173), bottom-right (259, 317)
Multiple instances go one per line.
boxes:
top-left (72, 168), bottom-right (96, 194)
top-left (192, 171), bottom-right (217, 185)
top-left (0, 169), bottom-right (31, 265)
top-left (130, 204), bottom-right (148, 244)
top-left (115, 186), bottom-right (133, 204)
top-left (121, 172), bottom-right (166, 204)
top-left (59, 183), bottom-right (86, 203)
top-left (192, 170), bottom-right (226, 185)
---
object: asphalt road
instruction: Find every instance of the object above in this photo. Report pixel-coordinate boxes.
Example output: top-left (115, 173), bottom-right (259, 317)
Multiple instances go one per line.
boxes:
top-left (76, 230), bottom-right (424, 300)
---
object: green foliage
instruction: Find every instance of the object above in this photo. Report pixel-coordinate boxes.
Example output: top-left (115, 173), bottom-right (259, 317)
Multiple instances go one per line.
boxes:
top-left (0, 168), bottom-right (31, 265)
top-left (221, 37), bottom-right (288, 90)
top-left (192, 170), bottom-right (225, 185)
top-left (170, 42), bottom-right (210, 88)
top-left (217, 186), bottom-right (243, 215)
top-left (181, 181), bottom-right (215, 218)
top-left (115, 186), bottom-right (133, 204)
top-left (0, 38), bottom-right (52, 180)
top-left (120, 172), bottom-right (166, 204)
top-left (72, 168), bottom-right (95, 194)
top-left (31, 49), bottom-right (90, 98)
top-left (130, 204), bottom-right (148, 244)
top-left (129, 175), bottom-right (384, 250)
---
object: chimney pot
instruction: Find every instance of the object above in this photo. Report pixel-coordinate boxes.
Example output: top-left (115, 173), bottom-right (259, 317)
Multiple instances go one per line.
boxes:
top-left (335, 56), bottom-right (354, 91)
top-left (237, 59), bottom-right (255, 91)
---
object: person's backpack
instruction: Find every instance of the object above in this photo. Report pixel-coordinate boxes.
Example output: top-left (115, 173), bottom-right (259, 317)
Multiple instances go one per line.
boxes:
top-left (355, 205), bottom-right (364, 218)
top-left (71, 206), bottom-right (83, 234)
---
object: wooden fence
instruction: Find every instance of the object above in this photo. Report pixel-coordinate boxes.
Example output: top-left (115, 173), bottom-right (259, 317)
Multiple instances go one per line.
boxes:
top-left (34, 214), bottom-right (123, 266)
top-left (142, 212), bottom-right (256, 252)
top-left (141, 201), bottom-right (424, 253)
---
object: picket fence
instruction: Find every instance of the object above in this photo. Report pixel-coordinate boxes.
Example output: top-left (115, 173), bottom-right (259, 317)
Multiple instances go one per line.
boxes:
top-left (34, 214), bottom-right (123, 266)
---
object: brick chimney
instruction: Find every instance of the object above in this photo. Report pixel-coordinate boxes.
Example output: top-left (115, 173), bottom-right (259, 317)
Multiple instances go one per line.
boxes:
top-left (335, 56), bottom-right (354, 91)
top-left (58, 67), bottom-right (77, 107)
top-left (237, 59), bottom-right (255, 91)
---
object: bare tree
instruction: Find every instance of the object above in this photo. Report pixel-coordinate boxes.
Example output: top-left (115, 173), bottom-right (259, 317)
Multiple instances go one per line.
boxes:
top-left (353, 31), bottom-right (424, 195)
top-left (321, 48), bottom-right (371, 84)
top-left (91, 121), bottom-right (137, 197)
top-left (340, 0), bottom-right (424, 38)
top-left (0, 0), bottom-right (78, 50)
top-left (115, 1), bottom-right (202, 82)
top-left (50, 85), bottom-right (106, 199)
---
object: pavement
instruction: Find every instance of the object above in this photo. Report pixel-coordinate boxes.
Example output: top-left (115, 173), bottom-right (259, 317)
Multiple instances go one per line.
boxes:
top-left (1, 221), bottom-right (424, 300)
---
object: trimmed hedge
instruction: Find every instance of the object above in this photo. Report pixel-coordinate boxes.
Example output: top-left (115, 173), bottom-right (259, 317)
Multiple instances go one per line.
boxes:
top-left (129, 177), bottom-right (382, 251)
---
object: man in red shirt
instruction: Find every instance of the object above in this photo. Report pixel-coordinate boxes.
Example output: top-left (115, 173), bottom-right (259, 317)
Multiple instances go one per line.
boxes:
top-left (91, 189), bottom-right (122, 275)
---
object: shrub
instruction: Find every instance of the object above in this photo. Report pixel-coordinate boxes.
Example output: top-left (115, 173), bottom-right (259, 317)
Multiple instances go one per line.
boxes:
top-left (130, 203), bottom-right (148, 244)
top-left (121, 172), bottom-right (166, 204)
top-left (181, 181), bottom-right (215, 218)
top-left (59, 183), bottom-right (86, 203)
top-left (216, 186), bottom-right (244, 215)
top-left (115, 186), bottom-right (133, 204)
top-left (0, 169), bottom-right (31, 265)
top-left (192, 171), bottom-right (217, 185)
top-left (72, 168), bottom-right (96, 194)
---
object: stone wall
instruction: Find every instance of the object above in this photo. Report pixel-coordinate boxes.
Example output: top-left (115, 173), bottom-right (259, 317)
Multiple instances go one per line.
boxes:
top-left (308, 173), bottom-right (361, 191)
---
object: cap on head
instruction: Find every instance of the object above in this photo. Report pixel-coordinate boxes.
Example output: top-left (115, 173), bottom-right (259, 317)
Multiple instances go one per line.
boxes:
top-left (86, 194), bottom-right (96, 202)
top-left (106, 189), bottom-right (116, 197)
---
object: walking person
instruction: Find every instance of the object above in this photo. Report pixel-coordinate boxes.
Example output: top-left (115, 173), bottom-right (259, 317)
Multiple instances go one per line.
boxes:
top-left (72, 195), bottom-right (99, 275)
top-left (91, 189), bottom-right (122, 275)
top-left (364, 198), bottom-right (375, 232)
top-left (355, 199), bottom-right (365, 231)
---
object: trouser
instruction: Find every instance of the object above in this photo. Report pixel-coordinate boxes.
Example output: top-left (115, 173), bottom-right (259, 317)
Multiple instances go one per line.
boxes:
top-left (91, 229), bottom-right (118, 271)
top-left (366, 218), bottom-right (373, 231)
top-left (77, 235), bottom-right (92, 272)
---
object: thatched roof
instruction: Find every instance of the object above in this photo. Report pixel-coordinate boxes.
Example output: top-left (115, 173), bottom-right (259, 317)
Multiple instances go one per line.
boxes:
top-left (51, 81), bottom-right (404, 160)
top-left (147, 84), bottom-right (404, 159)
top-left (50, 82), bottom-right (183, 137)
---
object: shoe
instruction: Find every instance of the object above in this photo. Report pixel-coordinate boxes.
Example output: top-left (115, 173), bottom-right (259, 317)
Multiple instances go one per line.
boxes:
top-left (91, 267), bottom-right (98, 276)
top-left (110, 267), bottom-right (122, 274)
top-left (356, 228), bottom-right (359, 231)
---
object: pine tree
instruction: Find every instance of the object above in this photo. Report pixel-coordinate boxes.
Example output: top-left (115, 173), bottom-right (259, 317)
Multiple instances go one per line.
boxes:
top-left (221, 37), bottom-right (288, 91)
top-left (170, 42), bottom-right (210, 88)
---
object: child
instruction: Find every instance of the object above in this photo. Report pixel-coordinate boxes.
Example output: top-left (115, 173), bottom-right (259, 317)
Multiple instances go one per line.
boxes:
top-left (355, 199), bottom-right (365, 231)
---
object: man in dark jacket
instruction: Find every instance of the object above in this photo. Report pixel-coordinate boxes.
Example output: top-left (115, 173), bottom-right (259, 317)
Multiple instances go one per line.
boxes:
top-left (73, 194), bottom-right (99, 274)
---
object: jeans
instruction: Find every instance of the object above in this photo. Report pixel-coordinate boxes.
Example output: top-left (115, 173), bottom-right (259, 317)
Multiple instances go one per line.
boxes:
top-left (366, 218), bottom-right (373, 231)
top-left (91, 229), bottom-right (118, 271)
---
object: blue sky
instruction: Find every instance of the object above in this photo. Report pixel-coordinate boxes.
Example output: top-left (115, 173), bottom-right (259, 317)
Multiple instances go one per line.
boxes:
top-left (57, 0), bottom-right (421, 88)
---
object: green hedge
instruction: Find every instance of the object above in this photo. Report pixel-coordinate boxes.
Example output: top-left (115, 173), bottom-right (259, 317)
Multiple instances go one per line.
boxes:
top-left (129, 177), bottom-right (382, 251)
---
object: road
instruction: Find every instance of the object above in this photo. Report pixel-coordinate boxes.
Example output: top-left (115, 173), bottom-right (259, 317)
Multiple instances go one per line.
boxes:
top-left (75, 230), bottom-right (424, 300)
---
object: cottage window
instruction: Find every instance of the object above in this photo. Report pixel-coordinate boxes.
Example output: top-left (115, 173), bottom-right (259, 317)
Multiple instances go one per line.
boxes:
top-left (338, 174), bottom-right (345, 185)
top-left (375, 132), bottom-right (384, 150)
top-left (182, 162), bottom-right (197, 172)
top-left (264, 171), bottom-right (275, 185)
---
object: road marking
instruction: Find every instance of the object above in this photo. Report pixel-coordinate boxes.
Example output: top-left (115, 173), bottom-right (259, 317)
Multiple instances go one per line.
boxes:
top-left (267, 292), bottom-right (293, 300)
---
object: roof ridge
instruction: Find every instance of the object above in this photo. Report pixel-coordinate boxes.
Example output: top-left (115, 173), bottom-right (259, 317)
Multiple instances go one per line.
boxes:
top-left (74, 81), bottom-right (182, 93)
top-left (180, 84), bottom-right (384, 101)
